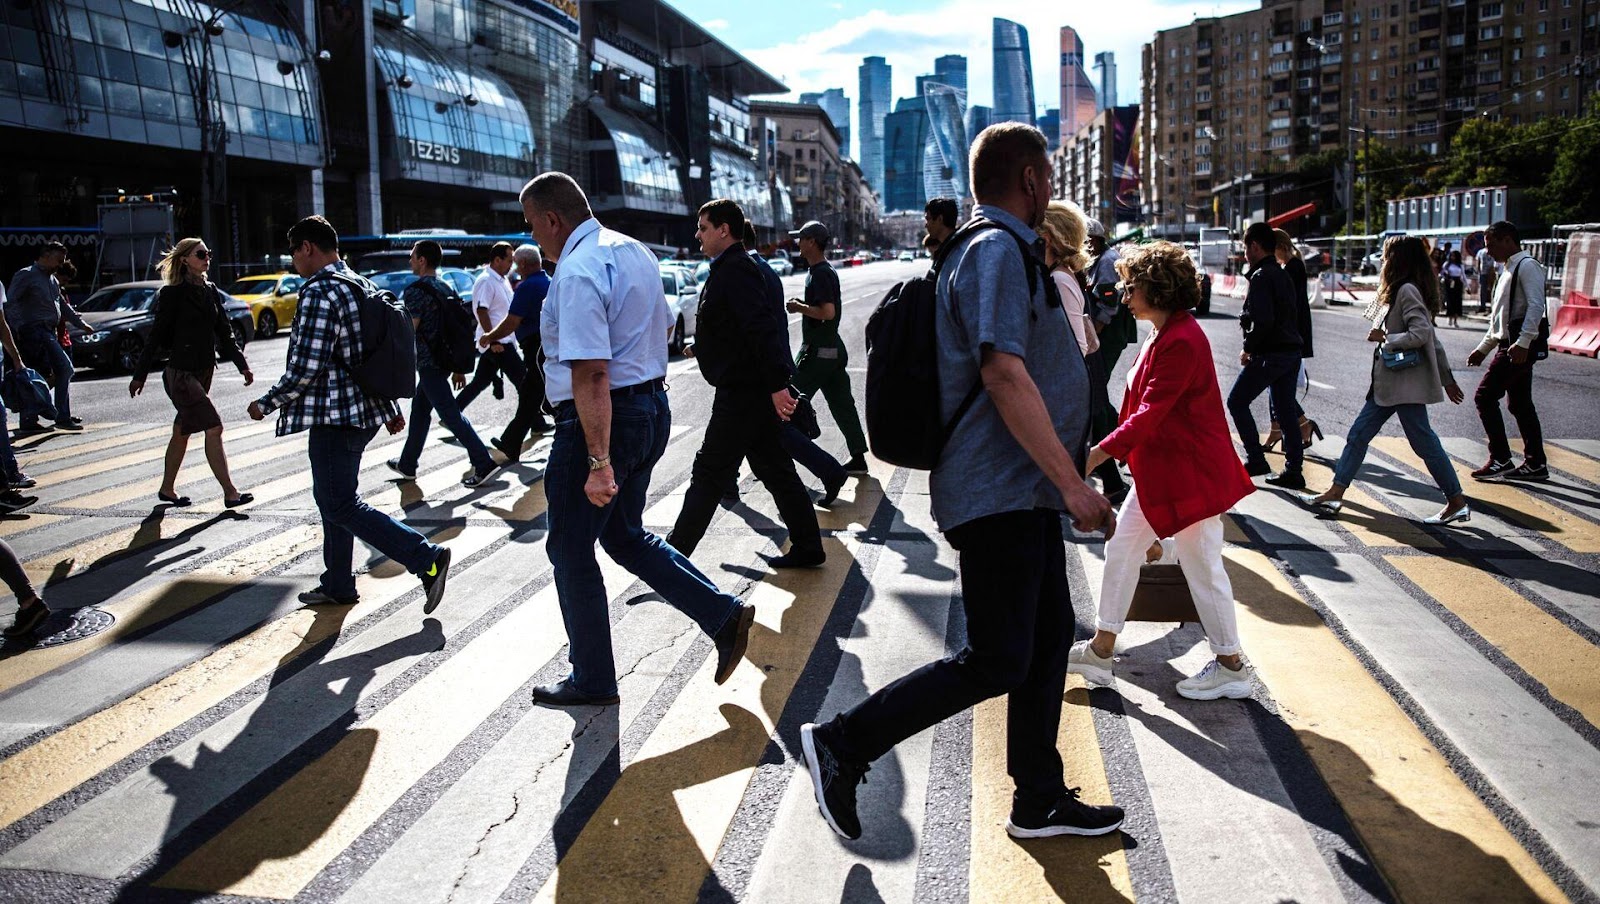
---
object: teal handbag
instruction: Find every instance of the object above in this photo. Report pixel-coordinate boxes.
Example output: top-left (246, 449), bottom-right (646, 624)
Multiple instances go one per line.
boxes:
top-left (1380, 347), bottom-right (1421, 371)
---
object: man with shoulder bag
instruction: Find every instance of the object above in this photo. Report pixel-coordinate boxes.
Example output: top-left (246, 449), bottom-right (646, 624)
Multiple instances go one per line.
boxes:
top-left (1467, 220), bottom-right (1549, 482)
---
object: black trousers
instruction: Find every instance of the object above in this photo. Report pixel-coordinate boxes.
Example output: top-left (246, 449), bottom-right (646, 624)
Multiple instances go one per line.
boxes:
top-left (1476, 348), bottom-right (1545, 466)
top-left (456, 344), bottom-right (527, 410)
top-left (498, 348), bottom-right (550, 456)
top-left (669, 388), bottom-right (822, 556)
top-left (825, 508), bottom-right (1073, 815)
top-left (1228, 350), bottom-right (1304, 471)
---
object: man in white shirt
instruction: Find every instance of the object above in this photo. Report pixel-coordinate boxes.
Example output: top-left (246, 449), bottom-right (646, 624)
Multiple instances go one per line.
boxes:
top-left (1466, 220), bottom-right (1548, 482)
top-left (455, 241), bottom-right (526, 411)
top-left (1474, 244), bottom-right (1497, 313)
top-left (520, 173), bottom-right (752, 708)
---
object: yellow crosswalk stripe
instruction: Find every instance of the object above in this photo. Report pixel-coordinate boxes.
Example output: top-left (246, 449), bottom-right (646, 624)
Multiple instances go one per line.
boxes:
top-left (38, 422), bottom-right (277, 486)
top-left (1294, 452), bottom-right (1443, 549)
top-left (1224, 548), bottom-right (1566, 902)
top-left (533, 536), bottom-right (860, 903)
top-left (1373, 437), bottom-right (1600, 552)
top-left (156, 528), bottom-right (624, 899)
top-left (0, 514), bottom-right (66, 539)
top-left (0, 524), bottom-right (508, 834)
top-left (970, 677), bottom-right (1134, 902)
top-left (19, 513), bottom-right (217, 586)
top-left (1390, 556), bottom-right (1600, 731)
top-left (60, 438), bottom-right (300, 510)
top-left (1542, 443), bottom-right (1600, 488)
top-left (16, 425), bottom-right (172, 467)
top-left (0, 525), bottom-right (321, 695)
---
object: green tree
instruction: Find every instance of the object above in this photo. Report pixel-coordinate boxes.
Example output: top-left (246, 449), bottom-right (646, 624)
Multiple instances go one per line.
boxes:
top-left (1535, 101), bottom-right (1600, 226)
top-left (1426, 116), bottom-right (1563, 191)
top-left (1351, 141), bottom-right (1433, 234)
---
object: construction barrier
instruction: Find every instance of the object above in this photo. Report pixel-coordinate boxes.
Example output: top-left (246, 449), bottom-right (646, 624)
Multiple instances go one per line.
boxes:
top-left (1550, 290), bottom-right (1600, 357)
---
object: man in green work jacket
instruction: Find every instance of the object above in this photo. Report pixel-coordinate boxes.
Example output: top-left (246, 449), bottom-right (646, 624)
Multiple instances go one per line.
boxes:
top-left (785, 221), bottom-right (869, 473)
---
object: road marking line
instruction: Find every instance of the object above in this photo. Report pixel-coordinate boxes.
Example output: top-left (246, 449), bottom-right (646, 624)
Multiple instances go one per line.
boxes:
top-left (970, 677), bottom-right (1134, 902)
top-left (0, 524), bottom-right (320, 696)
top-left (0, 513), bottom-right (66, 540)
top-left (1226, 548), bottom-right (1567, 903)
top-left (0, 524), bottom-right (511, 837)
top-left (1373, 437), bottom-right (1600, 552)
top-left (18, 513), bottom-right (217, 587)
top-left (532, 536), bottom-right (860, 903)
top-left (1539, 444), bottom-right (1600, 488)
top-left (36, 422), bottom-right (277, 486)
top-left (1281, 440), bottom-right (1442, 549)
top-left (1389, 555), bottom-right (1600, 732)
top-left (1306, 379), bottom-right (1337, 390)
top-left (16, 425), bottom-right (173, 468)
top-left (60, 440), bottom-right (294, 510)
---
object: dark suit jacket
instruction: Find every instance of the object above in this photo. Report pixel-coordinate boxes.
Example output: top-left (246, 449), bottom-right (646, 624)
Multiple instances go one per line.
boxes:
top-left (694, 242), bottom-right (793, 394)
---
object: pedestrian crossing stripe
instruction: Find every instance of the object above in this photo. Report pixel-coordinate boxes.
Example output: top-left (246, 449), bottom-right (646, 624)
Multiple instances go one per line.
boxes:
top-left (14, 424), bottom-right (170, 466)
top-left (37, 421), bottom-right (278, 488)
top-left (61, 439), bottom-right (297, 510)
top-left (1251, 434), bottom-right (1444, 548)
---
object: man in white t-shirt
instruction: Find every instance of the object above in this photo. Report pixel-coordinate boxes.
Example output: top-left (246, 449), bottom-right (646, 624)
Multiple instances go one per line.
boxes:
top-left (455, 241), bottom-right (527, 411)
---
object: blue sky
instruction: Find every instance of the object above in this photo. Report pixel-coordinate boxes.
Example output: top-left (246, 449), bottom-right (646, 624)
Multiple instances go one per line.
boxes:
top-left (673, 0), bottom-right (1257, 148)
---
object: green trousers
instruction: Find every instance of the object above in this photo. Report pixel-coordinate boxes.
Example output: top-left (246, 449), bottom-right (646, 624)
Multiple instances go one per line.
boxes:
top-left (794, 346), bottom-right (868, 459)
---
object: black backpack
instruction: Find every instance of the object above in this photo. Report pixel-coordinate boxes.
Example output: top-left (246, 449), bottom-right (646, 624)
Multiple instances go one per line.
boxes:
top-left (864, 218), bottom-right (1040, 470)
top-left (313, 270), bottom-right (417, 400)
top-left (417, 278), bottom-right (479, 374)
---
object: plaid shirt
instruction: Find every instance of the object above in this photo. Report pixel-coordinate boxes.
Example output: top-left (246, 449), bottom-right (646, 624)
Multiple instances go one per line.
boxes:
top-left (255, 261), bottom-right (402, 436)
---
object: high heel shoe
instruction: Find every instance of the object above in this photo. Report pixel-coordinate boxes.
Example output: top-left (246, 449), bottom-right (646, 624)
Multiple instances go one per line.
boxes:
top-left (1296, 493), bottom-right (1343, 516)
top-left (1423, 504), bottom-right (1471, 526)
top-left (1263, 420), bottom-right (1283, 452)
top-left (1300, 417), bottom-right (1323, 448)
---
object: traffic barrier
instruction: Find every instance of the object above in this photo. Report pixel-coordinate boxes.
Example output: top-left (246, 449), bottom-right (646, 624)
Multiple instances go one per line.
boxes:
top-left (1549, 290), bottom-right (1600, 358)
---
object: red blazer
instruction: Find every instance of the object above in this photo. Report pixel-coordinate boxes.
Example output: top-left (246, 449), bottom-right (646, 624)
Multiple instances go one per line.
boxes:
top-left (1099, 309), bottom-right (1254, 538)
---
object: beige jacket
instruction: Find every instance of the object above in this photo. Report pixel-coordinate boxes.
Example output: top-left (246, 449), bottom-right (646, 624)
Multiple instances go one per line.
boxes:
top-left (1372, 283), bottom-right (1456, 407)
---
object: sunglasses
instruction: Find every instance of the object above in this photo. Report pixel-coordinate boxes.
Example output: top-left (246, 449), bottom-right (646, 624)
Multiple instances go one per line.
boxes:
top-left (192, 248), bottom-right (211, 260)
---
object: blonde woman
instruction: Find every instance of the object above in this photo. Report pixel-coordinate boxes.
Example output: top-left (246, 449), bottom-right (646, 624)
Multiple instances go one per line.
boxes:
top-left (129, 238), bottom-right (254, 507)
top-left (1040, 201), bottom-right (1127, 502)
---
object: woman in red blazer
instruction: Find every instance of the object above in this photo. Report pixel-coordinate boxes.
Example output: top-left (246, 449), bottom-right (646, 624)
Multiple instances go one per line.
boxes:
top-left (1068, 242), bottom-right (1258, 701)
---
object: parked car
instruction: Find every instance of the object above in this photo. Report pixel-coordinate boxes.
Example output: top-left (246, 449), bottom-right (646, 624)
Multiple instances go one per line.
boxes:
top-left (67, 281), bottom-right (254, 373)
top-left (897, 250), bottom-right (915, 262)
top-left (224, 273), bottom-right (303, 339)
top-left (367, 266), bottom-right (477, 303)
top-left (764, 256), bottom-right (794, 277)
top-left (353, 248), bottom-right (464, 274)
top-left (661, 266), bottom-right (700, 355)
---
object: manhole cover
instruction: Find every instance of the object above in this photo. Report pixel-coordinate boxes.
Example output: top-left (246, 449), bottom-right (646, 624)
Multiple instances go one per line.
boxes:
top-left (33, 607), bottom-right (117, 648)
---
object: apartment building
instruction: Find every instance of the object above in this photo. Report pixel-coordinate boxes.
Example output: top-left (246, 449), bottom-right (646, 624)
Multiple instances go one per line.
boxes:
top-left (1141, 0), bottom-right (1597, 236)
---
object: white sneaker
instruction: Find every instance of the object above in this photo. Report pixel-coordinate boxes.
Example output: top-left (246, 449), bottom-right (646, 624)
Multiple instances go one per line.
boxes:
top-left (1067, 640), bottom-right (1115, 686)
top-left (1175, 660), bottom-right (1253, 700)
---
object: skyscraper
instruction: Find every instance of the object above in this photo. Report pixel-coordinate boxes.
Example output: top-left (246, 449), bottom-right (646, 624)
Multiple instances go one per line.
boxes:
top-left (966, 104), bottom-right (994, 139)
top-left (1094, 52), bottom-right (1117, 111)
top-left (934, 54), bottom-right (967, 93)
top-left (859, 56), bottom-right (892, 194)
top-left (992, 19), bottom-right (1035, 125)
top-left (922, 82), bottom-right (969, 202)
top-left (1059, 26), bottom-right (1097, 144)
top-left (1037, 109), bottom-right (1061, 153)
top-left (883, 96), bottom-right (929, 212)
top-left (800, 88), bottom-right (851, 159)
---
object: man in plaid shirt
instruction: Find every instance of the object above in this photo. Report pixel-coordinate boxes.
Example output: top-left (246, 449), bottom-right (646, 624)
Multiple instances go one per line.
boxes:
top-left (248, 216), bottom-right (453, 613)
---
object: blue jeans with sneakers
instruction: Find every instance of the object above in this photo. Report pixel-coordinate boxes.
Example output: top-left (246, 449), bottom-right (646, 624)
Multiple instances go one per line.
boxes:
top-left (545, 386), bottom-right (740, 698)
top-left (398, 366), bottom-right (494, 474)
top-left (308, 425), bottom-right (444, 598)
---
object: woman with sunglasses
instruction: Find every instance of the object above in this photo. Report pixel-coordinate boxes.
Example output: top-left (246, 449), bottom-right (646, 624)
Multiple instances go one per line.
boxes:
top-left (1068, 241), bottom-right (1258, 700)
top-left (129, 238), bottom-right (255, 508)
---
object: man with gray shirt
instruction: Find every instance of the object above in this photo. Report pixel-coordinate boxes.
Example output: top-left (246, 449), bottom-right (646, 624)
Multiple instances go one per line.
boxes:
top-left (6, 242), bottom-right (80, 432)
top-left (800, 123), bottom-right (1121, 843)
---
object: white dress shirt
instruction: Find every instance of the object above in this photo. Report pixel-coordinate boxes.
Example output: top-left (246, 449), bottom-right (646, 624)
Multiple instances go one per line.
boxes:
top-left (539, 218), bottom-right (671, 403)
top-left (1475, 250), bottom-right (1547, 355)
top-left (471, 268), bottom-right (516, 347)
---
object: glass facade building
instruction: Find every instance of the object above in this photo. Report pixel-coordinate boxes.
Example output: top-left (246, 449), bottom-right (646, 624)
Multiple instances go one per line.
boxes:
top-left (1058, 26), bottom-right (1098, 145)
top-left (992, 18), bottom-right (1035, 126)
top-left (882, 97), bottom-right (927, 213)
top-left (799, 88), bottom-right (850, 159)
top-left (922, 82), bottom-right (968, 203)
top-left (933, 55), bottom-right (967, 93)
top-left (857, 56), bottom-right (890, 195)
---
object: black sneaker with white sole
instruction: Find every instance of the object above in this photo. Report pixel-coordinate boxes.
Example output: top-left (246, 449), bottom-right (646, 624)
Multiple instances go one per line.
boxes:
top-left (462, 463), bottom-right (501, 488)
top-left (420, 547), bottom-right (452, 614)
top-left (800, 722), bottom-right (869, 840)
top-left (1005, 787), bottom-right (1125, 839)
top-left (1500, 461), bottom-right (1549, 482)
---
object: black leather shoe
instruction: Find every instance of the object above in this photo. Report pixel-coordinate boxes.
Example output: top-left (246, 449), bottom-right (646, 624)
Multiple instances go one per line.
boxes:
top-left (490, 437), bottom-right (519, 463)
top-left (713, 603), bottom-right (755, 685)
top-left (768, 548), bottom-right (826, 569)
top-left (818, 473), bottom-right (847, 507)
top-left (1264, 470), bottom-right (1307, 489)
top-left (1244, 458), bottom-right (1273, 477)
top-left (531, 677), bottom-right (619, 707)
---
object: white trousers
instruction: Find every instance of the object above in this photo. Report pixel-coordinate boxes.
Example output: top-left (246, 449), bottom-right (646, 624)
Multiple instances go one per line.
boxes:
top-left (1096, 488), bottom-right (1243, 656)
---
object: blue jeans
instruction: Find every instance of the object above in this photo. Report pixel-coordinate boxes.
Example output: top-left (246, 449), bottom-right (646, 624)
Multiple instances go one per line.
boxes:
top-left (1332, 396), bottom-right (1463, 500)
top-left (1228, 350), bottom-right (1303, 471)
top-left (17, 324), bottom-right (72, 424)
top-left (546, 387), bottom-right (740, 697)
top-left (308, 425), bottom-right (443, 598)
top-left (399, 367), bottom-right (493, 473)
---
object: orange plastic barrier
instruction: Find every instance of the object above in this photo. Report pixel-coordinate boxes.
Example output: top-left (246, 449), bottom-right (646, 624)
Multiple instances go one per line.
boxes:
top-left (1550, 290), bottom-right (1600, 357)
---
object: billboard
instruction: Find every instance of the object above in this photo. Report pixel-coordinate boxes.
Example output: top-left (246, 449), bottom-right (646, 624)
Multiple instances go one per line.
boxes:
top-left (1111, 105), bottom-right (1141, 223)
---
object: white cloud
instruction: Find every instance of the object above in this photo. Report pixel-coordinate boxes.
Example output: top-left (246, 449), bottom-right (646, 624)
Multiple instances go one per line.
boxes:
top-left (706, 18), bottom-right (730, 30)
top-left (744, 0), bottom-right (1254, 151)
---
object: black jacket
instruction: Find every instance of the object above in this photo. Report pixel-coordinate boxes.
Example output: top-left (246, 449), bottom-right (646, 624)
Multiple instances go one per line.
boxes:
top-left (1240, 259), bottom-right (1302, 356)
top-left (693, 243), bottom-right (794, 393)
top-left (135, 282), bottom-right (248, 380)
top-left (1285, 256), bottom-right (1314, 358)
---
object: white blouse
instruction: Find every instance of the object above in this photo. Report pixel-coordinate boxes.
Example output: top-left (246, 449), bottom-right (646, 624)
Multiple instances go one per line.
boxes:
top-left (1051, 269), bottom-right (1099, 357)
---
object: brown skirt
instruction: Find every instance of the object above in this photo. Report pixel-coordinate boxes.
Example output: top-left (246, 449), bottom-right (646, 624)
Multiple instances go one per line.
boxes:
top-left (162, 366), bottom-right (221, 435)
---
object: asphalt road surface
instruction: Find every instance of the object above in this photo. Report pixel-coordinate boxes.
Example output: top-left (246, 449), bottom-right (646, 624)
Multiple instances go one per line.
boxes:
top-left (1, 258), bottom-right (1598, 903)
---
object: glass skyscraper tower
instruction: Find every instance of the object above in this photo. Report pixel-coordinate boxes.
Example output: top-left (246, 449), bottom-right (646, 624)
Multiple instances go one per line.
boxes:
top-left (858, 56), bottom-right (892, 193)
top-left (800, 88), bottom-right (852, 159)
top-left (992, 19), bottom-right (1035, 125)
top-left (1059, 26), bottom-right (1098, 145)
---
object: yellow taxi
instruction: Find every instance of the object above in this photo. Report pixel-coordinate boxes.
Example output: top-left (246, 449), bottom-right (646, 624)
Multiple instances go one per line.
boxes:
top-left (223, 273), bottom-right (305, 338)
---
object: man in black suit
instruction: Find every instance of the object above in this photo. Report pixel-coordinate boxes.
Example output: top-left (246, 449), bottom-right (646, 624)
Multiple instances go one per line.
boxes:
top-left (667, 200), bottom-right (825, 568)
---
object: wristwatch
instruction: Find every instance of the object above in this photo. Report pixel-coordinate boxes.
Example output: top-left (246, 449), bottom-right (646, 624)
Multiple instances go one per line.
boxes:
top-left (587, 455), bottom-right (610, 471)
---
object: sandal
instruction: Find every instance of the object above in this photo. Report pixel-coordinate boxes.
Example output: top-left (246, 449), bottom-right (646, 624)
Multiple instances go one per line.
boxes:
top-left (225, 493), bottom-right (254, 508)
top-left (157, 492), bottom-right (193, 507)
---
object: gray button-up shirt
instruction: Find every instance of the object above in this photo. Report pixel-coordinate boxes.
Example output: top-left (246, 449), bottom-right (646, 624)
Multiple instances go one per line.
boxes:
top-left (5, 265), bottom-right (62, 330)
top-left (930, 205), bottom-right (1091, 532)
